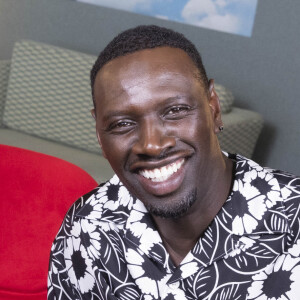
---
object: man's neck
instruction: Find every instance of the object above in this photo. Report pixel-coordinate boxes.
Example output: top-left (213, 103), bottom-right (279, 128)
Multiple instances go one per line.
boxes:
top-left (152, 154), bottom-right (234, 267)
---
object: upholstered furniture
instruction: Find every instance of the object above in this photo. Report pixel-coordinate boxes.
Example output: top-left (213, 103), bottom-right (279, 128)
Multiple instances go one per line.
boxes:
top-left (0, 40), bottom-right (263, 182)
top-left (0, 145), bottom-right (97, 300)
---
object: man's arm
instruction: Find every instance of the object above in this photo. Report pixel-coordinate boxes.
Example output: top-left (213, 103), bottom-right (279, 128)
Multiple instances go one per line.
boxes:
top-left (47, 207), bottom-right (82, 300)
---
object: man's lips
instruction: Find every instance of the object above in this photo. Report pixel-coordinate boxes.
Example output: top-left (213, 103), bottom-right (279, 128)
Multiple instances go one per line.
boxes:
top-left (135, 158), bottom-right (187, 196)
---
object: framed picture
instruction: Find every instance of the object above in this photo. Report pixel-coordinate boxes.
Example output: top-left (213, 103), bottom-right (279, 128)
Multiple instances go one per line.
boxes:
top-left (76, 0), bottom-right (258, 37)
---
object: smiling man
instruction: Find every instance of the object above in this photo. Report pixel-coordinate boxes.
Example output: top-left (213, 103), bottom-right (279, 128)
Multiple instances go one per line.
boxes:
top-left (48, 26), bottom-right (300, 300)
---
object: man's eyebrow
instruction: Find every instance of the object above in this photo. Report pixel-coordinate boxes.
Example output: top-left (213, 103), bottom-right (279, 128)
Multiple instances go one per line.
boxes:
top-left (159, 94), bottom-right (190, 104)
top-left (102, 95), bottom-right (188, 121)
top-left (102, 110), bottom-right (130, 122)
top-left (163, 95), bottom-right (195, 105)
top-left (164, 95), bottom-right (184, 101)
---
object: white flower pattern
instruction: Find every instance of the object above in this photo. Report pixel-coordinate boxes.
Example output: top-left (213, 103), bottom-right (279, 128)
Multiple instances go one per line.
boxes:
top-left (248, 254), bottom-right (300, 300)
top-left (64, 237), bottom-right (95, 294)
top-left (232, 179), bottom-right (267, 235)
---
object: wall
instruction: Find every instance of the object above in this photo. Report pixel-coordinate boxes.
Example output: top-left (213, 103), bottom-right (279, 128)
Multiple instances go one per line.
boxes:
top-left (0, 0), bottom-right (299, 173)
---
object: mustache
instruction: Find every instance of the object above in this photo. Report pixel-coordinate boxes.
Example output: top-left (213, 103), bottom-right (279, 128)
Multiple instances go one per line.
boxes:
top-left (140, 149), bottom-right (179, 160)
top-left (131, 148), bottom-right (191, 163)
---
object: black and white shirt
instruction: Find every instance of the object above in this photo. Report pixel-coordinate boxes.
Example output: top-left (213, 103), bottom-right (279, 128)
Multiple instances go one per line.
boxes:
top-left (48, 154), bottom-right (300, 300)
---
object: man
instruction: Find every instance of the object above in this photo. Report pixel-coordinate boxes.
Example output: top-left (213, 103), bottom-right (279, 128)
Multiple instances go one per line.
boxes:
top-left (48, 25), bottom-right (300, 300)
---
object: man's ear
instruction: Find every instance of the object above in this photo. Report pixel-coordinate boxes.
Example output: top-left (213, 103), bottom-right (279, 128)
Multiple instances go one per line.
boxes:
top-left (96, 131), bottom-right (108, 159)
top-left (90, 108), bottom-right (108, 159)
top-left (91, 108), bottom-right (96, 120)
top-left (208, 79), bottom-right (223, 134)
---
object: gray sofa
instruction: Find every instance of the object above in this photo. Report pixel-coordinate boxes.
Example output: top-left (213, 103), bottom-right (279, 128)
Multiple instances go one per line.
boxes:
top-left (0, 40), bottom-right (263, 183)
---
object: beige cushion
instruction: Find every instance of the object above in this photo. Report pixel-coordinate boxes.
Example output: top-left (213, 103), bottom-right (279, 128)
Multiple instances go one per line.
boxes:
top-left (0, 60), bottom-right (10, 125)
top-left (3, 40), bottom-right (100, 153)
top-left (219, 108), bottom-right (263, 158)
top-left (215, 83), bottom-right (234, 114)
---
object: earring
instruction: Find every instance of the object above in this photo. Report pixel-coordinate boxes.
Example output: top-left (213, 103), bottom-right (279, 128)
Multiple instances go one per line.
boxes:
top-left (219, 126), bottom-right (224, 132)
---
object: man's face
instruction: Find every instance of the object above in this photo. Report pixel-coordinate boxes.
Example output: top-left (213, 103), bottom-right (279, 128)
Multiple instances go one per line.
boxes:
top-left (93, 47), bottom-right (222, 218)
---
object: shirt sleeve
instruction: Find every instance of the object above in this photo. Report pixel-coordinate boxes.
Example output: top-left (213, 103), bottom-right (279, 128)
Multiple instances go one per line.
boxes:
top-left (47, 203), bottom-right (82, 300)
top-left (279, 172), bottom-right (300, 247)
top-left (47, 195), bottom-right (118, 300)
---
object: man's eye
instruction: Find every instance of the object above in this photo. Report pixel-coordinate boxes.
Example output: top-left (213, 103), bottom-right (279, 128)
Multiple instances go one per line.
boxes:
top-left (165, 106), bottom-right (190, 116)
top-left (115, 121), bottom-right (132, 128)
top-left (108, 120), bottom-right (135, 133)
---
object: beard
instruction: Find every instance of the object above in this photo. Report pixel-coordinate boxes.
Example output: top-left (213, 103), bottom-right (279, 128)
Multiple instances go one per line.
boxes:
top-left (145, 189), bottom-right (197, 219)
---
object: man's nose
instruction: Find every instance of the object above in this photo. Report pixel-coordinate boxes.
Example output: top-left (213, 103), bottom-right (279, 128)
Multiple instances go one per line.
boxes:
top-left (132, 120), bottom-right (176, 157)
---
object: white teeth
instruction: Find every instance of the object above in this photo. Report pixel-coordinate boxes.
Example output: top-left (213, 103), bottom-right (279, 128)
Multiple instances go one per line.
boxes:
top-left (161, 166), bottom-right (168, 176)
top-left (144, 170), bottom-right (151, 178)
top-left (139, 159), bottom-right (184, 182)
top-left (154, 169), bottom-right (161, 178)
top-left (172, 164), bottom-right (177, 173)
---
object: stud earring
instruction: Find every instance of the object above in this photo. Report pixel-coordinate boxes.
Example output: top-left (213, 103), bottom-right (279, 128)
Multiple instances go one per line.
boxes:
top-left (219, 126), bottom-right (224, 132)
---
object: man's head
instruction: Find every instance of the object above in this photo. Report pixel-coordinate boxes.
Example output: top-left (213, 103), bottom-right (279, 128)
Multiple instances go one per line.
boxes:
top-left (90, 25), bottom-right (209, 105)
top-left (91, 26), bottom-right (223, 219)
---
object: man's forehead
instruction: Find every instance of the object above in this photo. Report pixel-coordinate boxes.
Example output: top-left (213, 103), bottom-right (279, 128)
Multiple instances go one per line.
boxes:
top-left (95, 49), bottom-right (201, 99)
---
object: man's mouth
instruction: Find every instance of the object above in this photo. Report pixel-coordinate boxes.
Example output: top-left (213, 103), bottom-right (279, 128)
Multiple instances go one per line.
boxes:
top-left (139, 159), bottom-right (185, 182)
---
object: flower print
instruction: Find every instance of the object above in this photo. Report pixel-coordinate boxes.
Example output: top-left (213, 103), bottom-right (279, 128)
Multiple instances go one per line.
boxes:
top-left (243, 169), bottom-right (281, 208)
top-left (139, 228), bottom-right (162, 254)
top-left (228, 236), bottom-right (256, 258)
top-left (118, 185), bottom-right (134, 208)
top-left (110, 174), bottom-right (120, 185)
top-left (94, 175), bottom-right (135, 212)
top-left (281, 186), bottom-right (292, 200)
top-left (232, 179), bottom-right (267, 235)
top-left (70, 219), bottom-right (101, 259)
top-left (133, 198), bottom-right (149, 214)
top-left (163, 289), bottom-right (188, 300)
top-left (247, 254), bottom-right (300, 300)
top-left (179, 262), bottom-right (199, 278)
top-left (83, 193), bottom-right (106, 220)
top-left (97, 220), bottom-right (118, 232)
top-left (127, 200), bottom-right (162, 254)
top-left (127, 201), bottom-right (150, 239)
top-left (128, 209), bottom-right (148, 237)
top-left (64, 237), bottom-right (95, 294)
top-left (288, 239), bottom-right (300, 258)
top-left (82, 220), bottom-right (101, 259)
top-left (81, 176), bottom-right (127, 220)
top-left (126, 248), bottom-right (169, 299)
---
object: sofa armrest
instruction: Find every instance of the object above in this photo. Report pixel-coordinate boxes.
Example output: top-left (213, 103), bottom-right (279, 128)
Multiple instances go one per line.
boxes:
top-left (0, 60), bottom-right (10, 126)
top-left (219, 107), bottom-right (264, 158)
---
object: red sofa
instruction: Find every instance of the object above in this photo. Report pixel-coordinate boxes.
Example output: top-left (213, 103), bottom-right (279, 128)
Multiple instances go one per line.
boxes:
top-left (0, 145), bottom-right (97, 299)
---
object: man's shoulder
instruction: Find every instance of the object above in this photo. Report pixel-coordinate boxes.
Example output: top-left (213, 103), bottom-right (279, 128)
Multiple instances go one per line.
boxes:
top-left (70, 175), bottom-right (136, 224)
top-left (234, 153), bottom-right (299, 187)
top-left (268, 168), bottom-right (300, 207)
top-left (268, 168), bottom-right (300, 188)
top-left (233, 153), bottom-right (300, 207)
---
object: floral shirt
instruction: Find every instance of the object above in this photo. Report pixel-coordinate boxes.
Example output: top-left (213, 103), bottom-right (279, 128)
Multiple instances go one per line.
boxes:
top-left (48, 154), bottom-right (300, 300)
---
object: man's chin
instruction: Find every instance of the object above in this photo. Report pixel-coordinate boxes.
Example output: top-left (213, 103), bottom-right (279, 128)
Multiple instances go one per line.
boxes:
top-left (145, 189), bottom-right (197, 219)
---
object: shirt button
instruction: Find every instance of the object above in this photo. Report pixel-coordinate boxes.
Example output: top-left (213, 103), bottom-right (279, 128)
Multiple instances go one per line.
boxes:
top-left (169, 281), bottom-right (179, 289)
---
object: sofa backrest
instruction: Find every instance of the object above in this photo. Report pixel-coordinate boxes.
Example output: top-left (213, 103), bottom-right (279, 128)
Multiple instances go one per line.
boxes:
top-left (0, 60), bottom-right (10, 125)
top-left (3, 40), bottom-right (101, 153)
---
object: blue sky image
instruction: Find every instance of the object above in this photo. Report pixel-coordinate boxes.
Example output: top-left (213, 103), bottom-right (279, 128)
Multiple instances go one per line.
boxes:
top-left (78, 0), bottom-right (258, 37)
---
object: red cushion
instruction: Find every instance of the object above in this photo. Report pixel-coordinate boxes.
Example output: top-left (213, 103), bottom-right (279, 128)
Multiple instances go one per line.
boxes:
top-left (0, 145), bottom-right (97, 299)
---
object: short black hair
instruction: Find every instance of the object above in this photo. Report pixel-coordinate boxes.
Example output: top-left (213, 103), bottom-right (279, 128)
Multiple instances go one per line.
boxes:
top-left (90, 25), bottom-right (209, 103)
